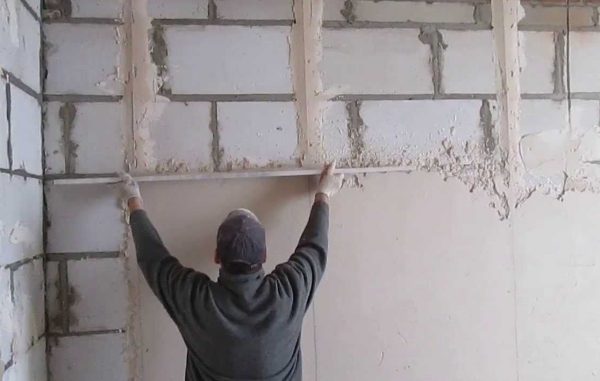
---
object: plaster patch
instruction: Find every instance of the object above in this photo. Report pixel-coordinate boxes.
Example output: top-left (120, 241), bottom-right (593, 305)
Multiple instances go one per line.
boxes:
top-left (8, 221), bottom-right (33, 245)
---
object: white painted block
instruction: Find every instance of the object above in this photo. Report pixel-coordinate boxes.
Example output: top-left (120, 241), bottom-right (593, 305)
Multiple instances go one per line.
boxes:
top-left (215, 0), bottom-right (293, 19)
top-left (147, 0), bottom-right (208, 19)
top-left (520, 31), bottom-right (556, 94)
top-left (360, 100), bottom-right (486, 159)
top-left (0, 174), bottom-right (43, 266)
top-left (3, 338), bottom-right (46, 381)
top-left (22, 0), bottom-right (41, 16)
top-left (10, 85), bottom-right (42, 175)
top-left (321, 101), bottom-right (350, 162)
top-left (49, 333), bottom-right (127, 381)
top-left (219, 102), bottom-right (298, 168)
top-left (321, 29), bottom-right (432, 95)
top-left (70, 0), bottom-right (125, 18)
top-left (355, 1), bottom-right (475, 23)
top-left (570, 32), bottom-right (600, 93)
top-left (166, 26), bottom-right (293, 94)
top-left (0, 267), bottom-right (12, 368)
top-left (443, 30), bottom-right (496, 94)
top-left (44, 101), bottom-right (126, 174)
top-left (44, 24), bottom-right (124, 95)
top-left (12, 258), bottom-right (44, 358)
top-left (0, 0), bottom-right (41, 92)
top-left (46, 184), bottom-right (125, 253)
top-left (147, 101), bottom-right (212, 172)
top-left (520, 99), bottom-right (567, 136)
top-left (520, 129), bottom-right (567, 178)
top-left (45, 261), bottom-right (62, 333)
top-left (0, 76), bottom-right (8, 168)
top-left (68, 257), bottom-right (128, 331)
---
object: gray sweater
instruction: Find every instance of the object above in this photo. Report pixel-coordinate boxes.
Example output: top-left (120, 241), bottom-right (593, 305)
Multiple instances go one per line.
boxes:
top-left (130, 201), bottom-right (329, 381)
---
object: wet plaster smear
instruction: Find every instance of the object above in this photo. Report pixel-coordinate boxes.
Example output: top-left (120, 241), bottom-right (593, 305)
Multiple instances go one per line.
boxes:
top-left (37, 0), bottom-right (600, 380)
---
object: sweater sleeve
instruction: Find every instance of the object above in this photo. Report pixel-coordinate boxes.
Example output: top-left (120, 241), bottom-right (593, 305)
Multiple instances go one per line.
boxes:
top-left (130, 209), bottom-right (209, 322)
top-left (270, 200), bottom-right (329, 311)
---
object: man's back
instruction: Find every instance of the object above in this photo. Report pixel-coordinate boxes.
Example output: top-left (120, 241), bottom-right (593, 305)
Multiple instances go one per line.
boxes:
top-left (130, 201), bottom-right (329, 381)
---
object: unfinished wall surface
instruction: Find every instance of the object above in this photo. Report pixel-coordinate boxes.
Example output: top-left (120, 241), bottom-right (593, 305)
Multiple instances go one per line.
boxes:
top-left (0, 0), bottom-right (46, 380)
top-left (40, 0), bottom-right (600, 380)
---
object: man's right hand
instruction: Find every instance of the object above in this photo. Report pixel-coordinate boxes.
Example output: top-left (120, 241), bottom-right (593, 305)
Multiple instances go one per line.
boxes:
top-left (316, 162), bottom-right (344, 200)
top-left (118, 173), bottom-right (144, 211)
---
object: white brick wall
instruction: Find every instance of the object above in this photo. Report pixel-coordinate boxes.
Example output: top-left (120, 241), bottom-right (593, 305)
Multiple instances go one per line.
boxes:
top-left (70, 0), bottom-right (125, 18)
top-left (0, 0), bottom-right (41, 92)
top-left (165, 25), bottom-right (293, 94)
top-left (49, 333), bottom-right (127, 381)
top-left (442, 30), bottom-right (496, 94)
top-left (520, 32), bottom-right (556, 94)
top-left (570, 32), bottom-right (600, 93)
top-left (0, 175), bottom-right (43, 266)
top-left (3, 338), bottom-right (46, 381)
top-left (219, 102), bottom-right (298, 168)
top-left (68, 257), bottom-right (128, 331)
top-left (322, 101), bottom-right (350, 162)
top-left (44, 101), bottom-right (126, 174)
top-left (571, 100), bottom-right (600, 136)
top-left (44, 24), bottom-right (124, 95)
top-left (324, 0), bottom-right (475, 23)
top-left (321, 28), bottom-right (432, 95)
top-left (0, 76), bottom-right (7, 168)
top-left (361, 100), bottom-right (485, 159)
top-left (12, 259), bottom-right (45, 358)
top-left (148, 102), bottom-right (213, 172)
top-left (215, 0), bottom-right (293, 20)
top-left (147, 0), bottom-right (209, 19)
top-left (10, 85), bottom-right (42, 175)
top-left (46, 184), bottom-right (125, 253)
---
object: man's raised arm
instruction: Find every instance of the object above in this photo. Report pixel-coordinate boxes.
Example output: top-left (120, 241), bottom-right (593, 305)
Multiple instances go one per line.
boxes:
top-left (270, 163), bottom-right (344, 310)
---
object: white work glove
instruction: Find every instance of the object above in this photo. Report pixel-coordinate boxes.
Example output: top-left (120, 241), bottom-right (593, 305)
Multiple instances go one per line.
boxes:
top-left (118, 173), bottom-right (141, 202)
top-left (316, 162), bottom-right (344, 198)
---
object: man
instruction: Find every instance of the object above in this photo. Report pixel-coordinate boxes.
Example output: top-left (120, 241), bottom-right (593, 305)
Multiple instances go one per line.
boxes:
top-left (119, 163), bottom-right (344, 381)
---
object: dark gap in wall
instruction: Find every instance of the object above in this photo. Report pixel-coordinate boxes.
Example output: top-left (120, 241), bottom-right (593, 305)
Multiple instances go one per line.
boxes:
top-left (209, 102), bottom-right (223, 171)
top-left (58, 102), bottom-right (77, 174)
top-left (5, 82), bottom-right (12, 170)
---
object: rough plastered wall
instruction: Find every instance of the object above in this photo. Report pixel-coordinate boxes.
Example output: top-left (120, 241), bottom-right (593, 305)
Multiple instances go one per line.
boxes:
top-left (0, 0), bottom-right (46, 380)
top-left (40, 0), bottom-right (600, 380)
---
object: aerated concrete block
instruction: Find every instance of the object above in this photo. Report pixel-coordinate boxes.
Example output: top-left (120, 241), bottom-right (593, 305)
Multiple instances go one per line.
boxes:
top-left (48, 333), bottom-right (127, 381)
top-left (10, 84), bottom-right (42, 175)
top-left (520, 99), bottom-right (568, 136)
top-left (0, 0), bottom-right (41, 92)
top-left (360, 100), bottom-right (487, 160)
top-left (570, 32), bottom-right (600, 93)
top-left (44, 101), bottom-right (126, 174)
top-left (219, 102), bottom-right (298, 168)
top-left (44, 24), bottom-right (124, 95)
top-left (69, 0), bottom-right (125, 18)
top-left (0, 76), bottom-right (7, 169)
top-left (442, 30), bottom-right (496, 94)
top-left (0, 267), bottom-right (12, 368)
top-left (520, 31), bottom-right (556, 94)
top-left (0, 174), bottom-right (43, 266)
top-left (324, 0), bottom-right (475, 23)
top-left (215, 0), bottom-right (293, 19)
top-left (68, 257), bottom-right (128, 331)
top-left (165, 25), bottom-right (293, 94)
top-left (147, 0), bottom-right (209, 19)
top-left (2, 338), bottom-right (46, 381)
top-left (12, 258), bottom-right (44, 358)
top-left (146, 101), bottom-right (213, 172)
top-left (321, 28), bottom-right (432, 95)
top-left (322, 101), bottom-right (350, 162)
top-left (45, 184), bottom-right (125, 253)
